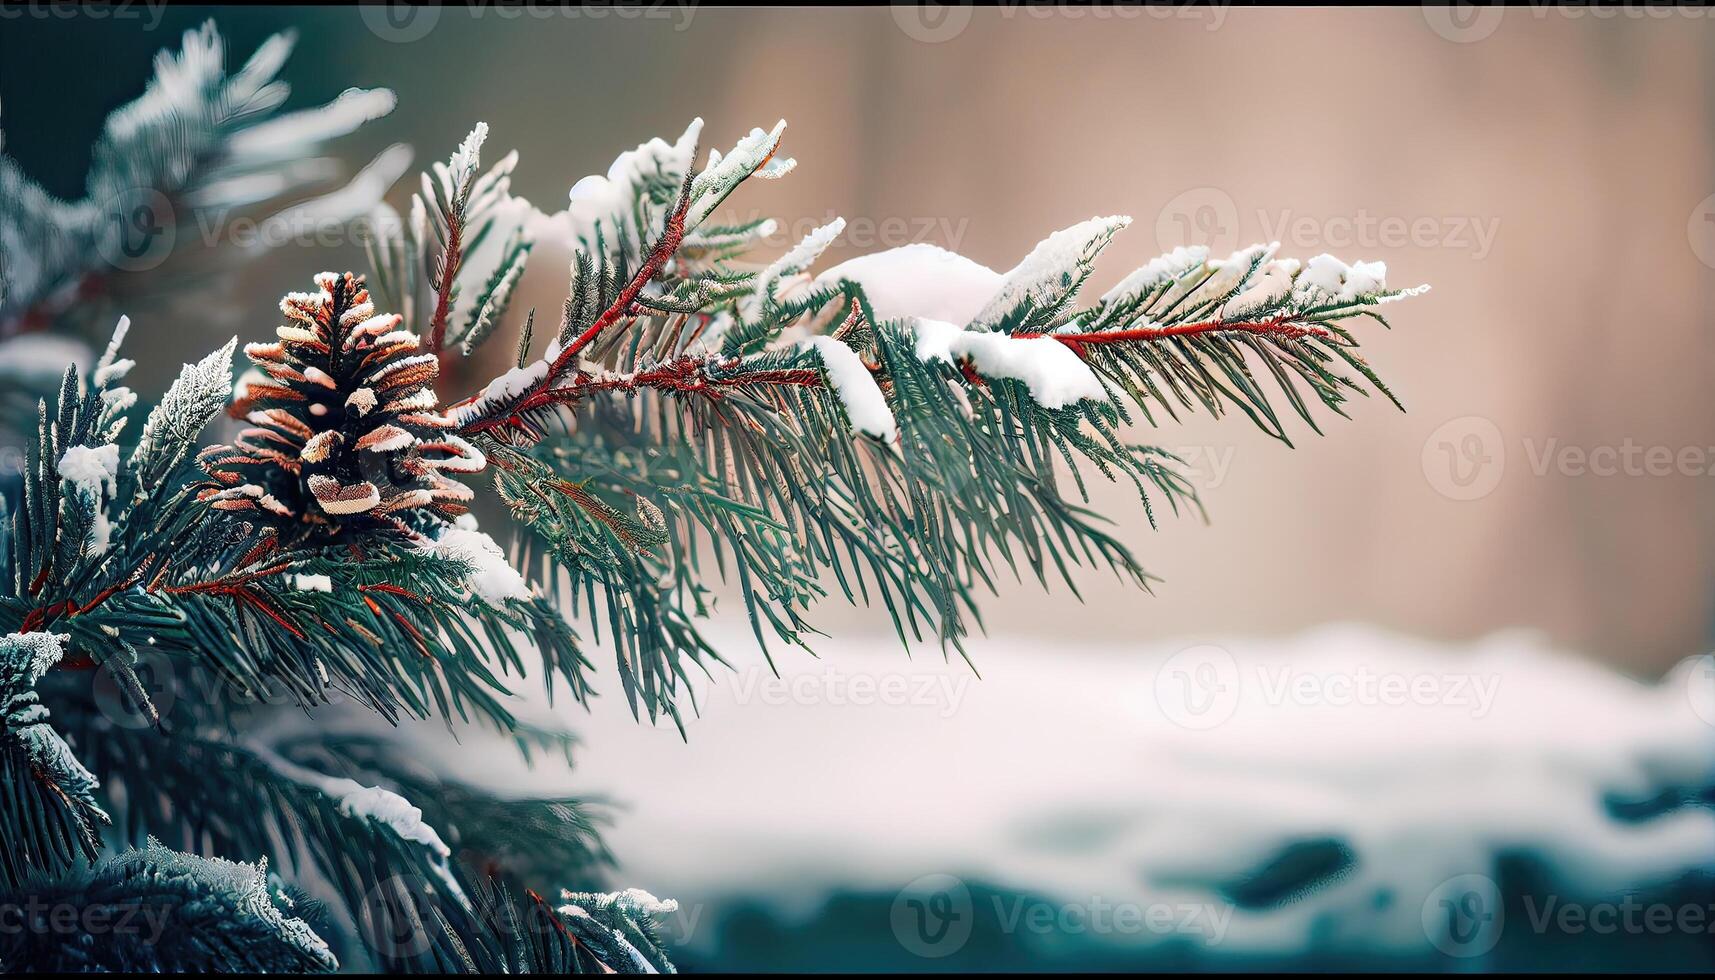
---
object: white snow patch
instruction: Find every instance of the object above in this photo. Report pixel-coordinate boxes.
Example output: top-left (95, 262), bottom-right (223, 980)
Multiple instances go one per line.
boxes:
top-left (747, 218), bottom-right (844, 317)
top-left (1099, 245), bottom-right (1211, 308)
top-left (453, 358), bottom-right (551, 424)
top-left (0, 332), bottom-right (92, 379)
top-left (799, 336), bottom-right (897, 442)
top-left (815, 243), bottom-right (1003, 326)
top-left (57, 443), bottom-right (121, 554)
top-left (256, 746), bottom-right (463, 904)
top-left (532, 624), bottom-right (1715, 964)
top-left (1296, 254), bottom-right (1391, 303)
top-left (971, 215), bottom-right (1131, 329)
top-left (528, 118), bottom-right (704, 253)
top-left (292, 574), bottom-right (333, 593)
top-left (3, 631), bottom-right (67, 677)
top-left (57, 443), bottom-right (120, 490)
top-left (689, 121), bottom-right (788, 226)
top-left (616, 887), bottom-right (680, 916)
top-left (913, 319), bottom-right (1106, 410)
top-left (955, 333), bottom-right (1107, 409)
top-left (425, 527), bottom-right (531, 605)
top-left (911, 318), bottom-right (965, 364)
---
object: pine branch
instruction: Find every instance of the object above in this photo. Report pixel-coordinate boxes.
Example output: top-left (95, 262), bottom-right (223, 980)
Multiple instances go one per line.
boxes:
top-left (0, 632), bottom-right (106, 891)
top-left (0, 841), bottom-right (335, 973)
top-left (0, 21), bottom-right (402, 339)
top-left (450, 174), bottom-right (698, 439)
top-left (365, 124), bottom-right (525, 359)
top-left (425, 121), bottom-right (1424, 721)
top-left (2, 80), bottom-right (1431, 976)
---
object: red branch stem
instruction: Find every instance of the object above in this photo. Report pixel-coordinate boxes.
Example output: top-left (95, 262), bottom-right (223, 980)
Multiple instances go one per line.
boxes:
top-left (426, 216), bottom-right (464, 355)
top-left (1019, 315), bottom-right (1331, 356)
top-left (20, 578), bottom-right (136, 636)
top-left (456, 182), bottom-right (696, 438)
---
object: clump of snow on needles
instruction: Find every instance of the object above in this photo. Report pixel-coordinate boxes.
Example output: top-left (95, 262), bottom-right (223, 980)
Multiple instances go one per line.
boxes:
top-left (799, 335), bottom-right (897, 441)
top-left (816, 243), bottom-right (1003, 326)
top-left (913, 318), bottom-right (1106, 410)
top-left (423, 527), bottom-right (532, 605)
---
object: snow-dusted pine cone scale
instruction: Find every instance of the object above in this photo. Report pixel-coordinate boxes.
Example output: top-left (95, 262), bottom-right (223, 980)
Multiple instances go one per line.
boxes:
top-left (198, 272), bottom-right (485, 540)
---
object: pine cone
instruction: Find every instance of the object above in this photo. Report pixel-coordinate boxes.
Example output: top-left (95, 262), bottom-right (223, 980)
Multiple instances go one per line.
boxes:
top-left (199, 271), bottom-right (484, 539)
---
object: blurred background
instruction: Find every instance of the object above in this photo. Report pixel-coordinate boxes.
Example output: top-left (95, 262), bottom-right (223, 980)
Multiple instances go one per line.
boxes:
top-left (4, 4), bottom-right (1714, 972)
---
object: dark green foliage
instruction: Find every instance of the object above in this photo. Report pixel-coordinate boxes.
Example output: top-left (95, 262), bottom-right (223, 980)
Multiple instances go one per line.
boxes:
top-left (0, 632), bottom-right (105, 892)
top-left (0, 841), bottom-right (336, 973)
top-left (439, 125), bottom-right (1419, 734)
top-left (0, 26), bottom-right (1424, 973)
top-left (0, 21), bottom-right (399, 341)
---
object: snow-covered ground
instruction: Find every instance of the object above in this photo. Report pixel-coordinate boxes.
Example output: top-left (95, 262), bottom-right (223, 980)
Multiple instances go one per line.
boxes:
top-left (424, 624), bottom-right (1715, 969)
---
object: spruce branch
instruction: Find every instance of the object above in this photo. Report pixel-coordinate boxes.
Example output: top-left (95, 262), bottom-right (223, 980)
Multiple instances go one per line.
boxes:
top-left (0, 632), bottom-right (106, 891)
top-left (0, 841), bottom-right (336, 973)
top-left (0, 21), bottom-right (402, 339)
top-left (4, 51), bottom-right (1433, 971)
